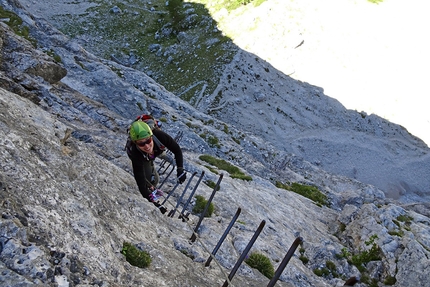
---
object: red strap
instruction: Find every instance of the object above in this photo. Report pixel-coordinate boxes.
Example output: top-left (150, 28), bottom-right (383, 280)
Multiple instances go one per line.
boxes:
top-left (136, 114), bottom-right (153, 121)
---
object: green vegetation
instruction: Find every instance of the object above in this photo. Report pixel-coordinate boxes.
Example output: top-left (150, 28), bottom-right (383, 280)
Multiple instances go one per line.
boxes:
top-left (360, 275), bottom-right (379, 287)
top-left (313, 260), bottom-right (339, 278)
top-left (275, 181), bottom-right (329, 207)
top-left (204, 165), bottom-right (219, 174)
top-left (313, 267), bottom-right (330, 277)
top-left (191, 0), bottom-right (267, 12)
top-left (245, 252), bottom-right (274, 279)
top-left (199, 154), bottom-right (252, 181)
top-left (232, 137), bottom-right (241, 144)
top-left (335, 247), bottom-right (350, 259)
top-left (167, 0), bottom-right (186, 28)
top-left (390, 214), bottom-right (413, 237)
top-left (396, 214), bottom-right (413, 223)
top-left (222, 123), bottom-right (229, 134)
top-left (299, 255), bottom-right (309, 264)
top-left (384, 275), bottom-right (397, 285)
top-left (46, 49), bottom-right (62, 63)
top-left (325, 261), bottom-right (338, 277)
top-left (204, 179), bottom-right (220, 191)
top-left (298, 247), bottom-right (309, 265)
top-left (199, 132), bottom-right (221, 148)
top-left (388, 229), bottom-right (404, 237)
top-left (0, 6), bottom-right (36, 46)
top-left (207, 135), bottom-right (220, 147)
top-left (192, 195), bottom-right (214, 217)
top-left (121, 242), bottom-right (151, 268)
top-left (350, 235), bottom-right (382, 272)
top-left (367, 0), bottom-right (384, 4)
top-left (333, 236), bottom-right (383, 284)
top-left (55, 0), bottom-right (237, 106)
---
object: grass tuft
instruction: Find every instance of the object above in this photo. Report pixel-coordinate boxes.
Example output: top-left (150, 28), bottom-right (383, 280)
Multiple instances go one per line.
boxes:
top-left (245, 252), bottom-right (274, 279)
top-left (192, 195), bottom-right (214, 217)
top-left (199, 154), bottom-right (252, 181)
top-left (276, 181), bottom-right (329, 207)
top-left (121, 242), bottom-right (151, 268)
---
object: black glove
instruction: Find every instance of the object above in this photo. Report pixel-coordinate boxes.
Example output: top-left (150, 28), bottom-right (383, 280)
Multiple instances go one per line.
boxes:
top-left (177, 167), bottom-right (186, 184)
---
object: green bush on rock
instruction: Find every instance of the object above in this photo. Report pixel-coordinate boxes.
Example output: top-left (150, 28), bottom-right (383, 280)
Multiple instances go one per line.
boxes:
top-left (121, 242), bottom-right (151, 268)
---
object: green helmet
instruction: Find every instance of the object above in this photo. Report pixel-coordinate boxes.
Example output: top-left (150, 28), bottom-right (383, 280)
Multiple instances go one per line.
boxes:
top-left (129, 120), bottom-right (153, 141)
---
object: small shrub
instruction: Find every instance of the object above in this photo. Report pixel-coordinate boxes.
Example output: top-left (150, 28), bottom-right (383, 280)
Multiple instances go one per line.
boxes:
top-left (298, 247), bottom-right (309, 264)
top-left (384, 275), bottom-right (397, 285)
top-left (222, 124), bottom-right (229, 134)
top-left (245, 252), bottom-right (274, 279)
top-left (231, 173), bottom-right (253, 181)
top-left (192, 195), bottom-right (214, 217)
top-left (313, 267), bottom-right (330, 277)
top-left (326, 260), bottom-right (339, 277)
top-left (361, 274), bottom-right (370, 284)
top-left (335, 247), bottom-right (350, 259)
top-left (121, 242), bottom-right (151, 268)
top-left (232, 137), bottom-right (241, 144)
top-left (299, 255), bottom-right (309, 264)
top-left (199, 154), bottom-right (252, 181)
top-left (392, 219), bottom-right (401, 227)
top-left (46, 49), bottom-right (62, 63)
top-left (313, 261), bottom-right (339, 278)
top-left (276, 181), bottom-right (329, 206)
top-left (396, 214), bottom-right (413, 223)
top-left (369, 278), bottom-right (379, 287)
top-left (326, 260), bottom-right (336, 271)
top-left (351, 235), bottom-right (382, 272)
top-left (207, 135), bottom-right (220, 148)
top-left (388, 230), bottom-right (404, 237)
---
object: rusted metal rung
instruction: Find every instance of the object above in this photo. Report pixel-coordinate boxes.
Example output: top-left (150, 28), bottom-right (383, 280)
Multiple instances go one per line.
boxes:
top-left (222, 220), bottom-right (266, 287)
top-left (205, 207), bottom-right (241, 267)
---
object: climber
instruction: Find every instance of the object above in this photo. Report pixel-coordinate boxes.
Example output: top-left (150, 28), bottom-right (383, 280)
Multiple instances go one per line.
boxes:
top-left (126, 120), bottom-right (186, 208)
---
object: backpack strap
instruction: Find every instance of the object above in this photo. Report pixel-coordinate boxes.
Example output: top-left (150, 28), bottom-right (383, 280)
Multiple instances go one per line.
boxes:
top-left (152, 135), bottom-right (165, 151)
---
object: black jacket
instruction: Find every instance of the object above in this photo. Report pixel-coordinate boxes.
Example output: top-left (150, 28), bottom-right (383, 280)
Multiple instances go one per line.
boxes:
top-left (128, 129), bottom-right (184, 200)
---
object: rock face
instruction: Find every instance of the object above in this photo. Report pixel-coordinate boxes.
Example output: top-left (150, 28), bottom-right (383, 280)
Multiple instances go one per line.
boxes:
top-left (1, 1), bottom-right (429, 287)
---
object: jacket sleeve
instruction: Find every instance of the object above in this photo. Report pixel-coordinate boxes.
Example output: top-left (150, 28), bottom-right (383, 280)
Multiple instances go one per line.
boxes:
top-left (129, 145), bottom-right (152, 201)
top-left (153, 130), bottom-right (184, 168)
